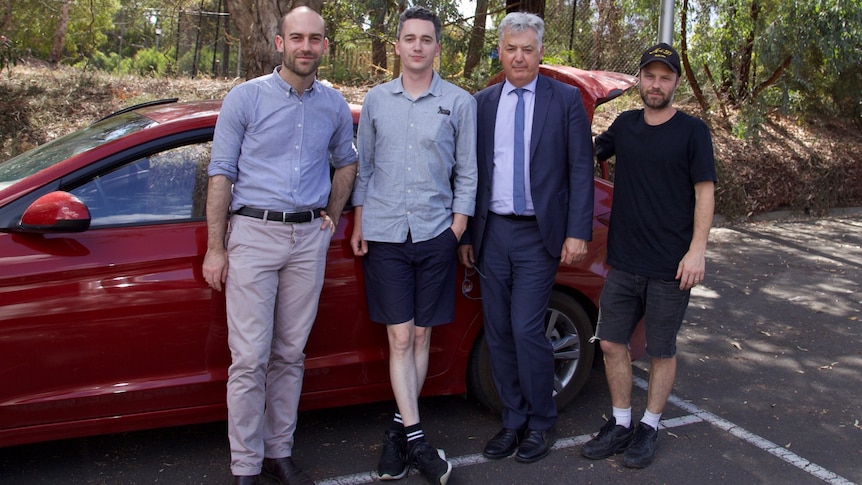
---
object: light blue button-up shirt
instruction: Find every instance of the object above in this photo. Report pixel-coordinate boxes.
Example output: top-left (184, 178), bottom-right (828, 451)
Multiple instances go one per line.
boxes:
top-left (209, 67), bottom-right (357, 212)
top-left (353, 72), bottom-right (478, 243)
top-left (491, 77), bottom-right (538, 216)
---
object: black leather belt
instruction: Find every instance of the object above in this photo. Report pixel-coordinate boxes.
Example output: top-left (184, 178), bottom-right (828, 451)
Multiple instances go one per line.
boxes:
top-left (493, 212), bottom-right (537, 221)
top-left (233, 207), bottom-right (323, 223)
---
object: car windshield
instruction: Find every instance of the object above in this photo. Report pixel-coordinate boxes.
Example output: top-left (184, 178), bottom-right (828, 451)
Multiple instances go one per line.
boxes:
top-left (0, 112), bottom-right (156, 190)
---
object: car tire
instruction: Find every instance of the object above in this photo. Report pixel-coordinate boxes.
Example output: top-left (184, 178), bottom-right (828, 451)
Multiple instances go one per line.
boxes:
top-left (467, 291), bottom-right (596, 413)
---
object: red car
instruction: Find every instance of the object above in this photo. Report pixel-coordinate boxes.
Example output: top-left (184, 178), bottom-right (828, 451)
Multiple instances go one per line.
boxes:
top-left (0, 66), bottom-right (641, 448)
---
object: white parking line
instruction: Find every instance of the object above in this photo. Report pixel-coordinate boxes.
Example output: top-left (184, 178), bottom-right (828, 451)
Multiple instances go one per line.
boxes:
top-left (316, 377), bottom-right (856, 485)
top-left (637, 376), bottom-right (858, 485)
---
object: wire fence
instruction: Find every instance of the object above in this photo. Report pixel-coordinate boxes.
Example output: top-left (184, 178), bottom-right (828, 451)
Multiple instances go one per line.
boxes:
top-left (173, 1), bottom-right (656, 80)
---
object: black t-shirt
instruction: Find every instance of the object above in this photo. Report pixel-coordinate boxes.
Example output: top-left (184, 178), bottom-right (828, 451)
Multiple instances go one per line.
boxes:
top-left (596, 109), bottom-right (717, 279)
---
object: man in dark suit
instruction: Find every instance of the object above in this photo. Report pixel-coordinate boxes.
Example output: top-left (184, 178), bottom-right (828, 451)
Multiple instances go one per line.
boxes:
top-left (457, 11), bottom-right (594, 464)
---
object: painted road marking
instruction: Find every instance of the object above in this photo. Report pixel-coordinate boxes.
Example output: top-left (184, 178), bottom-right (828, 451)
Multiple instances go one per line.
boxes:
top-left (315, 376), bottom-right (856, 485)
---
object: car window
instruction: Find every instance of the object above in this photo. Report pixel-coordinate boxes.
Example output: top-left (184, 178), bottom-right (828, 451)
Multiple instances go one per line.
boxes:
top-left (70, 142), bottom-right (211, 226)
top-left (0, 113), bottom-right (155, 191)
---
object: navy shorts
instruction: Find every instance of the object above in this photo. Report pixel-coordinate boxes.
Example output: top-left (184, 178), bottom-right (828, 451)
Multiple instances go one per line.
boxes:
top-left (595, 268), bottom-right (691, 358)
top-left (363, 229), bottom-right (458, 327)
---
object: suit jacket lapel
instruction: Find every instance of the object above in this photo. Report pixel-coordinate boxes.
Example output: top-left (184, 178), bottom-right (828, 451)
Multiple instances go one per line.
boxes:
top-left (530, 75), bottom-right (552, 160)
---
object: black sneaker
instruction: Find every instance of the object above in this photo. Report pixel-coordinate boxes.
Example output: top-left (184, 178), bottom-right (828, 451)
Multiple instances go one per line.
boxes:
top-left (409, 441), bottom-right (452, 485)
top-left (581, 417), bottom-right (635, 460)
top-left (622, 422), bottom-right (659, 469)
top-left (377, 429), bottom-right (408, 480)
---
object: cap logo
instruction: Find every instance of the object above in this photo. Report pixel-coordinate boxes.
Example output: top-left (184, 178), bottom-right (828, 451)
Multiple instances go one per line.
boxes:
top-left (649, 47), bottom-right (674, 59)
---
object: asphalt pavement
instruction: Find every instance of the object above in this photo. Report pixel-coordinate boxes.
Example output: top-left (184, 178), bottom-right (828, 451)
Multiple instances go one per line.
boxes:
top-left (1, 213), bottom-right (860, 485)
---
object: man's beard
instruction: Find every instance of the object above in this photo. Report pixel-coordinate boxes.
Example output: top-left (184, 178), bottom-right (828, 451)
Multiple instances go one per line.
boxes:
top-left (284, 53), bottom-right (321, 77)
top-left (640, 86), bottom-right (673, 110)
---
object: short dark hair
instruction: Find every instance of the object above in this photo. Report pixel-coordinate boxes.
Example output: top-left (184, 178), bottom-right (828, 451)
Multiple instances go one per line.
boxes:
top-left (396, 6), bottom-right (442, 43)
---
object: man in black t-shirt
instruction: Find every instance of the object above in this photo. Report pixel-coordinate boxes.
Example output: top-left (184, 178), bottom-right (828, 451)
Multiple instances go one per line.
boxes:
top-left (581, 43), bottom-right (717, 469)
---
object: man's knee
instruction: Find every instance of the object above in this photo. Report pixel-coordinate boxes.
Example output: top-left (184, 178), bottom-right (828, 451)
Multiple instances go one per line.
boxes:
top-left (600, 339), bottom-right (628, 358)
top-left (387, 321), bottom-right (416, 354)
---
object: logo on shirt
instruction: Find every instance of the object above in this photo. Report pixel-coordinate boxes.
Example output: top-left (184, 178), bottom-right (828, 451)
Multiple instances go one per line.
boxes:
top-left (438, 106), bottom-right (450, 115)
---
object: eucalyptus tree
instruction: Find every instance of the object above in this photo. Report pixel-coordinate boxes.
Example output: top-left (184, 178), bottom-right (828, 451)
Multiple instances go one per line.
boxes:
top-left (686, 0), bottom-right (862, 119)
top-left (5, 0), bottom-right (118, 63)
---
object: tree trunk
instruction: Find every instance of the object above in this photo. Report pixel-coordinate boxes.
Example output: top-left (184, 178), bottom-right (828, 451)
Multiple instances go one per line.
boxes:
top-left (506, 0), bottom-right (545, 17)
top-left (225, 0), bottom-right (324, 80)
top-left (680, 0), bottom-right (710, 114)
top-left (463, 0), bottom-right (489, 79)
top-left (370, 7), bottom-right (387, 75)
top-left (737, 0), bottom-right (760, 101)
top-left (48, 0), bottom-right (72, 64)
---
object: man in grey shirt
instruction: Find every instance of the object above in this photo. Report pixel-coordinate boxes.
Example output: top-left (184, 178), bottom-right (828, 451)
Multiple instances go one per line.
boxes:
top-left (349, 7), bottom-right (477, 485)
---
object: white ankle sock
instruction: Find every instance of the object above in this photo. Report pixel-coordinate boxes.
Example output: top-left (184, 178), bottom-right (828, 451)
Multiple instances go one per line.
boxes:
top-left (641, 410), bottom-right (662, 429)
top-left (612, 406), bottom-right (632, 428)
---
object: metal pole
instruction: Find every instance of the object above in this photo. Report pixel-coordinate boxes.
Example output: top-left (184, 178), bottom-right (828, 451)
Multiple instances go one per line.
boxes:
top-left (658, 0), bottom-right (674, 45)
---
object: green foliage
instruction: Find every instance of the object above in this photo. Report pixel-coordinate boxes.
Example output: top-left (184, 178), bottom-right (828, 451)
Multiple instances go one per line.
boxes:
top-left (7, 0), bottom-right (119, 62)
top-left (129, 48), bottom-right (170, 76)
top-left (176, 44), bottom-right (225, 77)
top-left (0, 35), bottom-right (21, 74)
top-left (4, 0), bottom-right (861, 131)
top-left (686, 0), bottom-right (862, 126)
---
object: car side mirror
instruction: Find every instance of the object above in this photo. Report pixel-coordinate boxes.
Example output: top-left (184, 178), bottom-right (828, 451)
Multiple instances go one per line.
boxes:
top-left (19, 191), bottom-right (91, 233)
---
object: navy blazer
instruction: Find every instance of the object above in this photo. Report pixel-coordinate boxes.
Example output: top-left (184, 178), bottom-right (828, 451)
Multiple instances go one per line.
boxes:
top-left (467, 74), bottom-right (595, 260)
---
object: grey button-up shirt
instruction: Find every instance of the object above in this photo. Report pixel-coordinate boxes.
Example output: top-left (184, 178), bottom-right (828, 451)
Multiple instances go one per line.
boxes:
top-left (353, 72), bottom-right (477, 243)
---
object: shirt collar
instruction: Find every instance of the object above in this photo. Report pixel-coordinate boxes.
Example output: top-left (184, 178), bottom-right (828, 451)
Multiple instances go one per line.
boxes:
top-left (390, 71), bottom-right (443, 99)
top-left (272, 66), bottom-right (318, 98)
top-left (502, 76), bottom-right (538, 97)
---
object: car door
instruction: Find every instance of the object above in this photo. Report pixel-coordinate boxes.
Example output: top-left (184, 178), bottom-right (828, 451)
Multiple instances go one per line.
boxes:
top-left (0, 137), bottom-right (229, 443)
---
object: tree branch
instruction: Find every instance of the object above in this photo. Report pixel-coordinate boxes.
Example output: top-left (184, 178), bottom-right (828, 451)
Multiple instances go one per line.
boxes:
top-left (751, 55), bottom-right (792, 101)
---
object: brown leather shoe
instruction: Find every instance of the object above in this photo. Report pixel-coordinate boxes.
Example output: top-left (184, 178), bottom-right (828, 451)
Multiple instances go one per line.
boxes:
top-left (231, 475), bottom-right (260, 485)
top-left (262, 457), bottom-right (315, 485)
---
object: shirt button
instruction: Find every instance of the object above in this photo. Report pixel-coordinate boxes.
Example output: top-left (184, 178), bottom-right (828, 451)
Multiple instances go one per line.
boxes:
top-left (298, 123), bottom-right (302, 128)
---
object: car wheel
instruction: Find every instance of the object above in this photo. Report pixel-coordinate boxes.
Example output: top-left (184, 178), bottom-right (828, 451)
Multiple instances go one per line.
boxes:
top-left (467, 291), bottom-right (596, 413)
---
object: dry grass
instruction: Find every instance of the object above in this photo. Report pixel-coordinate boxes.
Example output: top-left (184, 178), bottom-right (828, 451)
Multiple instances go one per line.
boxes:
top-left (3, 62), bottom-right (861, 219)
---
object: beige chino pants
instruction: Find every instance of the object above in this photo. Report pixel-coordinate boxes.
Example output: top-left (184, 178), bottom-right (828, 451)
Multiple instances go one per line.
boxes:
top-left (224, 214), bottom-right (331, 476)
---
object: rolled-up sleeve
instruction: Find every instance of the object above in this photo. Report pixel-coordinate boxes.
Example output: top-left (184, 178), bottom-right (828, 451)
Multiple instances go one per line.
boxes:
top-left (209, 88), bottom-right (247, 182)
top-left (352, 100), bottom-right (375, 207)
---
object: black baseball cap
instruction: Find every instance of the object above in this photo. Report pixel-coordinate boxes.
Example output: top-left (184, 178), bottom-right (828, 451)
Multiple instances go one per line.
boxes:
top-left (639, 42), bottom-right (681, 75)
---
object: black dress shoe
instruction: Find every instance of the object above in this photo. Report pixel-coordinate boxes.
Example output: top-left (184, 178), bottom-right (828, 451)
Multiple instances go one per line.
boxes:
top-left (515, 427), bottom-right (557, 463)
top-left (483, 428), bottom-right (525, 459)
top-left (231, 475), bottom-right (260, 485)
top-left (262, 457), bottom-right (315, 485)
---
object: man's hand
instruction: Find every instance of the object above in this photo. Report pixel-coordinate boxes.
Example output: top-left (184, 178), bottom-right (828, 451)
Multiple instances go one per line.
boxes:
top-left (561, 237), bottom-right (588, 265)
top-left (458, 245), bottom-right (475, 268)
top-left (202, 247), bottom-right (228, 292)
top-left (350, 206), bottom-right (368, 256)
top-left (319, 209), bottom-right (336, 235)
top-left (676, 249), bottom-right (706, 290)
top-left (450, 213), bottom-right (468, 242)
